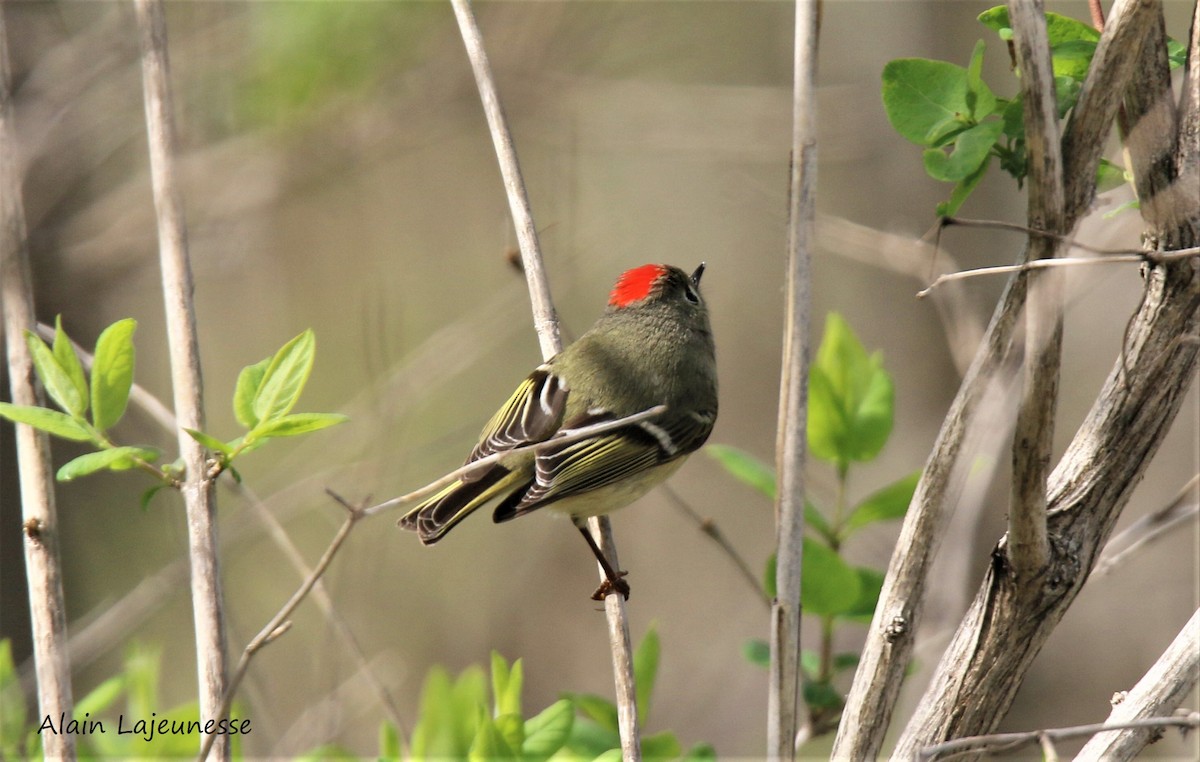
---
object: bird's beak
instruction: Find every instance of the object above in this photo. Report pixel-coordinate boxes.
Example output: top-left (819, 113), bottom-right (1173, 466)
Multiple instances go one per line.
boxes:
top-left (690, 263), bottom-right (706, 287)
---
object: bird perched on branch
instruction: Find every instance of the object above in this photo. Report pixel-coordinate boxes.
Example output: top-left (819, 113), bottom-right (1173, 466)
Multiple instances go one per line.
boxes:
top-left (398, 263), bottom-right (718, 600)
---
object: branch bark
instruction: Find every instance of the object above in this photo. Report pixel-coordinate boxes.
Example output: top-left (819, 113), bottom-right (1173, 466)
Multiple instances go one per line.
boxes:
top-left (767, 0), bottom-right (818, 757)
top-left (449, 2), bottom-right (640, 758)
top-left (833, 0), bottom-right (1172, 757)
top-left (133, 1), bottom-right (228, 758)
top-left (1074, 608), bottom-right (1200, 760)
top-left (1007, 0), bottom-right (1065, 578)
top-left (0, 6), bottom-right (75, 758)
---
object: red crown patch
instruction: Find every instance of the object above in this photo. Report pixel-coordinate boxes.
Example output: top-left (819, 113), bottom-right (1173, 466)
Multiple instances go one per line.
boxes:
top-left (608, 264), bottom-right (667, 308)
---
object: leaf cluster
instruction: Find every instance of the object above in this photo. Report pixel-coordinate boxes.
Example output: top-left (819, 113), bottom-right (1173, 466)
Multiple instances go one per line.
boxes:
top-left (879, 6), bottom-right (1184, 215)
top-left (707, 314), bottom-right (915, 727)
top-left (0, 320), bottom-right (345, 500)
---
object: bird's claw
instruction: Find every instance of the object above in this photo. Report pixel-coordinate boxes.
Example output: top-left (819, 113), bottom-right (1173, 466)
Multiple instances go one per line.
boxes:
top-left (591, 571), bottom-right (630, 601)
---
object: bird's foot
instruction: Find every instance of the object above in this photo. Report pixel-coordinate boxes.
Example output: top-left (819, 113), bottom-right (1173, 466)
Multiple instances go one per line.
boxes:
top-left (590, 571), bottom-right (630, 601)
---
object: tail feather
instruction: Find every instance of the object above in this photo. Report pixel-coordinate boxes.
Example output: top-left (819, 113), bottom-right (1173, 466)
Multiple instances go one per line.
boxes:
top-left (398, 466), bottom-right (522, 544)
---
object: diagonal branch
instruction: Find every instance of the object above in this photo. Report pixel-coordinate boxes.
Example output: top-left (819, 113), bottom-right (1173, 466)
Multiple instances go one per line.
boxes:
top-left (833, 0), bottom-right (1169, 757)
top-left (448, 2), bottom-right (640, 758)
top-left (133, 1), bottom-right (227, 758)
top-left (0, 6), bottom-right (75, 758)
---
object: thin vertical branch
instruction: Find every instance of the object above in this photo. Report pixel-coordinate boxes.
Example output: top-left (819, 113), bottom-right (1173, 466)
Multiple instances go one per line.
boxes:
top-left (0, 6), bottom-right (76, 758)
top-left (449, 2), bottom-right (640, 759)
top-left (133, 1), bottom-right (228, 758)
top-left (768, 0), bottom-right (818, 758)
top-left (1006, 0), bottom-right (1065, 577)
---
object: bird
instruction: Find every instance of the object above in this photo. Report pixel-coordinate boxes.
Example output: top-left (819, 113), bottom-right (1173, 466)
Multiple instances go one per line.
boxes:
top-left (398, 263), bottom-right (717, 600)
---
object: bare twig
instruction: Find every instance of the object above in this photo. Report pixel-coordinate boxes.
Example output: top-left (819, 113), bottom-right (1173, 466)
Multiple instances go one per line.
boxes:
top-left (449, 2), bottom-right (640, 758)
top-left (769, 1), bottom-right (819, 758)
top-left (918, 713), bottom-right (1200, 761)
top-left (198, 492), bottom-right (364, 762)
top-left (936, 216), bottom-right (1200, 260)
top-left (1091, 474), bottom-right (1200, 579)
top-left (660, 485), bottom-right (769, 608)
top-left (0, 6), bottom-right (75, 757)
top-left (134, 1), bottom-right (227, 757)
top-left (1007, 0), bottom-right (1066, 578)
top-left (1075, 608), bottom-right (1200, 760)
top-left (918, 255), bottom-right (1143, 297)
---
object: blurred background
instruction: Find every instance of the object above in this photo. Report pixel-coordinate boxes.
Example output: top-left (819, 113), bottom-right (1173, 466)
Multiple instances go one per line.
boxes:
top-left (1, 1), bottom-right (1195, 758)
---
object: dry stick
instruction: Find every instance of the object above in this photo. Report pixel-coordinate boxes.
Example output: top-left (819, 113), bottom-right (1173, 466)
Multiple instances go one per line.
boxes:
top-left (198, 493), bottom-right (364, 762)
top-left (133, 2), bottom-right (228, 758)
top-left (1090, 474), bottom-right (1200, 579)
top-left (659, 485), bottom-right (770, 608)
top-left (917, 713), bottom-right (1200, 762)
top-left (448, 2), bottom-right (641, 759)
top-left (769, 0), bottom-right (819, 758)
top-left (1007, 0), bottom-right (1066, 578)
top-left (0, 7), bottom-right (76, 758)
top-left (832, 0), bottom-right (1162, 757)
top-left (1074, 608), bottom-right (1200, 760)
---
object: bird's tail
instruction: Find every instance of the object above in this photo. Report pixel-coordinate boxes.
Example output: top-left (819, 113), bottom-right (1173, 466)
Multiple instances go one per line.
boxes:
top-left (397, 466), bottom-right (523, 544)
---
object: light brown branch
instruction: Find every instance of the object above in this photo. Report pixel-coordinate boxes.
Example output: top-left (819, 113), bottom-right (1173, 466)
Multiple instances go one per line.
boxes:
top-left (133, 1), bottom-right (227, 757)
top-left (1007, 0), bottom-right (1066, 578)
top-left (1091, 474), bottom-right (1199, 579)
top-left (0, 6), bottom-right (75, 757)
top-left (834, 1), bottom-right (1171, 756)
top-left (918, 713), bottom-right (1200, 761)
top-left (769, 1), bottom-right (819, 758)
top-left (198, 493), bottom-right (364, 762)
top-left (448, 2), bottom-right (640, 758)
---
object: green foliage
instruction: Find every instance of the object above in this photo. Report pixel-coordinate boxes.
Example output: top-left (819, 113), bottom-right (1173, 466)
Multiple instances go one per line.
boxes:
top-left (0, 319), bottom-right (346, 493)
top-left (391, 635), bottom-right (707, 762)
top-left (706, 313), bottom-right (915, 738)
top-left (0, 639), bottom-right (245, 759)
top-left (879, 5), bottom-right (1183, 215)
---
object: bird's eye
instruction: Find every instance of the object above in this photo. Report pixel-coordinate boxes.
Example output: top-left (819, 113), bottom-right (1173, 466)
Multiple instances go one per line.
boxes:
top-left (683, 285), bottom-right (700, 304)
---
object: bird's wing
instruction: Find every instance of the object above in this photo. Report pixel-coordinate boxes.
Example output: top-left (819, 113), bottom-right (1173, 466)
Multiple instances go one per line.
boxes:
top-left (493, 406), bottom-right (716, 520)
top-left (463, 365), bottom-right (568, 472)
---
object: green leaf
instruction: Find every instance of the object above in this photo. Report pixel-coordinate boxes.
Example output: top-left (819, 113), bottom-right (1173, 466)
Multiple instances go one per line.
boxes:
top-left (833, 652), bottom-right (862, 673)
top-left (764, 553), bottom-right (777, 600)
top-left (468, 714), bottom-right (516, 762)
top-left (641, 730), bottom-right (682, 759)
top-left (1096, 158), bottom-right (1128, 193)
top-left (0, 403), bottom-right (93, 442)
top-left (493, 713), bottom-right (525, 758)
top-left (882, 58), bottom-right (995, 146)
top-left (1054, 75), bottom-right (1082, 118)
top-left (964, 40), bottom-right (988, 119)
top-left (683, 742), bottom-right (718, 761)
top-left (937, 155), bottom-right (992, 216)
top-left (567, 693), bottom-right (619, 736)
top-left (234, 356), bottom-right (272, 429)
top-left (57, 446), bottom-right (159, 481)
top-left (184, 428), bottom-right (234, 456)
top-left (922, 120), bottom-right (1002, 182)
top-left (633, 628), bottom-right (660, 725)
top-left (25, 331), bottom-right (85, 417)
top-left (1167, 37), bottom-right (1185, 69)
top-left (842, 566), bottom-right (886, 623)
top-left (52, 316), bottom-right (89, 415)
top-left (803, 680), bottom-right (843, 711)
top-left (844, 470), bottom-right (920, 535)
top-left (74, 675), bottom-right (125, 720)
top-left (522, 699), bottom-right (574, 762)
top-left (800, 649), bottom-right (821, 679)
top-left (490, 652), bottom-right (522, 719)
top-left (140, 484), bottom-right (169, 511)
top-left (978, 7), bottom-right (1099, 48)
top-left (705, 444), bottom-right (774, 499)
top-left (807, 314), bottom-right (895, 468)
top-left (90, 319), bottom-right (137, 432)
top-left (1050, 38), bottom-right (1097, 81)
top-left (250, 412), bottom-right (348, 440)
top-left (742, 638), bottom-right (770, 668)
top-left (806, 500), bottom-right (836, 546)
top-left (801, 538), bottom-right (862, 616)
top-left (378, 720), bottom-right (401, 760)
top-left (253, 329), bottom-right (315, 424)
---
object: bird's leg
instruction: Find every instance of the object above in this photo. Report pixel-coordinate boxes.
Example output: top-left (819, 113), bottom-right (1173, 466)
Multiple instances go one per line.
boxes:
top-left (574, 519), bottom-right (630, 601)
